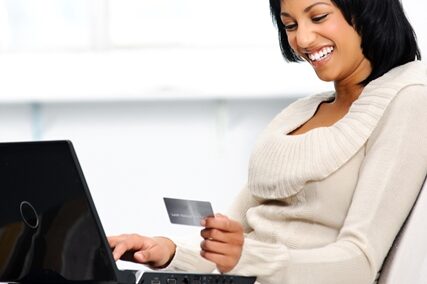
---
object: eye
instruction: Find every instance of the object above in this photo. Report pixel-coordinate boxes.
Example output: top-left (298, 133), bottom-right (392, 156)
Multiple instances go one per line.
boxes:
top-left (283, 22), bottom-right (297, 31)
top-left (312, 14), bottom-right (328, 23)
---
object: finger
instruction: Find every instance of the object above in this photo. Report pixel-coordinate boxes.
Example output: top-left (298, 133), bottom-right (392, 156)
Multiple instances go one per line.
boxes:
top-left (107, 234), bottom-right (133, 248)
top-left (203, 216), bottom-right (242, 233)
top-left (201, 228), bottom-right (226, 242)
top-left (111, 242), bottom-right (131, 261)
top-left (200, 251), bottom-right (236, 273)
top-left (200, 239), bottom-right (241, 256)
top-left (133, 245), bottom-right (167, 267)
top-left (134, 251), bottom-right (150, 263)
top-left (110, 235), bottom-right (148, 260)
top-left (200, 228), bottom-right (243, 246)
top-left (107, 236), bottom-right (117, 248)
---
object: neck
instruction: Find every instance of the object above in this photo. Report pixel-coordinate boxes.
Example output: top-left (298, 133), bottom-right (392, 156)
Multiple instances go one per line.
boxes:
top-left (332, 82), bottom-right (364, 108)
top-left (333, 58), bottom-right (372, 108)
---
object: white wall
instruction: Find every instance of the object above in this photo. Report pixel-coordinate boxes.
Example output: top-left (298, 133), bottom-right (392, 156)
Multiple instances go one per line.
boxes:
top-left (0, 99), bottom-right (296, 238)
top-left (0, 104), bottom-right (32, 140)
top-left (403, 0), bottom-right (427, 55)
top-left (0, 0), bottom-right (425, 258)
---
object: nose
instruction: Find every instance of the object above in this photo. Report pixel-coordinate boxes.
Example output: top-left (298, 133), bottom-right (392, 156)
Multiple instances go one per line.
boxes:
top-left (295, 23), bottom-right (316, 49)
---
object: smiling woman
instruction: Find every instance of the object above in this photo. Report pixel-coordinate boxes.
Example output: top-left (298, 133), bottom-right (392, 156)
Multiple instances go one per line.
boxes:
top-left (279, 0), bottom-right (371, 84)
top-left (272, 0), bottom-right (421, 85)
top-left (107, 0), bottom-right (427, 283)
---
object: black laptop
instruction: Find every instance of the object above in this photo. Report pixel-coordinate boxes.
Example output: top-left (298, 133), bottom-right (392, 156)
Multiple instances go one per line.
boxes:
top-left (0, 141), bottom-right (256, 284)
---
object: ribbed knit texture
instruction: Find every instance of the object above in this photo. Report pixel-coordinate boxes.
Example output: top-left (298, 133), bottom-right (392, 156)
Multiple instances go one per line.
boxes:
top-left (168, 61), bottom-right (427, 284)
top-left (248, 61), bottom-right (427, 200)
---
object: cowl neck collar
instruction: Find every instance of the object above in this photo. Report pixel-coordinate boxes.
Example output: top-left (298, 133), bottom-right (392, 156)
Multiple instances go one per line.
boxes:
top-left (248, 61), bottom-right (427, 199)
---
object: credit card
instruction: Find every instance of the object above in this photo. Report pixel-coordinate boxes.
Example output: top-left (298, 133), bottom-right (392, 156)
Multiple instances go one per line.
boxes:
top-left (163, 197), bottom-right (214, 226)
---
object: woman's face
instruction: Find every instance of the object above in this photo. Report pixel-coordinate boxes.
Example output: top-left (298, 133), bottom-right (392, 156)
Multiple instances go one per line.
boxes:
top-left (280, 0), bottom-right (371, 85)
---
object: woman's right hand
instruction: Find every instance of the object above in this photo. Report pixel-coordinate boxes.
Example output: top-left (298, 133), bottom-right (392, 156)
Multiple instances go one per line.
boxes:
top-left (107, 234), bottom-right (176, 268)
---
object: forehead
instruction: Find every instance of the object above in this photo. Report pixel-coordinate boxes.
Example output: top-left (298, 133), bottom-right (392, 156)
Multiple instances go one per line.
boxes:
top-left (280, 0), bottom-right (334, 13)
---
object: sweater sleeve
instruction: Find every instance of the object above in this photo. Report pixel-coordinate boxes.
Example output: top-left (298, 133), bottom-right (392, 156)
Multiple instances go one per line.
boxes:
top-left (227, 85), bottom-right (427, 284)
top-left (166, 186), bottom-right (261, 272)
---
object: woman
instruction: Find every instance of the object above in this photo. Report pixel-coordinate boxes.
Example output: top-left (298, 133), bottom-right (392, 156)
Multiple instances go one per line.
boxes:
top-left (109, 0), bottom-right (427, 283)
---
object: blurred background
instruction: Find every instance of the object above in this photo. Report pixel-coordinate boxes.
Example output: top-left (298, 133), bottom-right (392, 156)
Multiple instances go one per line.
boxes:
top-left (0, 0), bottom-right (425, 243)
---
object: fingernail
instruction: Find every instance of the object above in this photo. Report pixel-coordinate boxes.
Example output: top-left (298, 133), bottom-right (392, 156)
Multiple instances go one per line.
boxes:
top-left (200, 219), bottom-right (206, 226)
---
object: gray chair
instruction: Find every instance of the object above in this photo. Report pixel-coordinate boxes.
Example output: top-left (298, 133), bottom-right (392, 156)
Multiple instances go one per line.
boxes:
top-left (379, 175), bottom-right (427, 284)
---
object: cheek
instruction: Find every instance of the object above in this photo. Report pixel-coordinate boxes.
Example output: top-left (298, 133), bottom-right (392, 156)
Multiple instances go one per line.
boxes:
top-left (323, 19), bottom-right (343, 39)
top-left (286, 33), bottom-right (298, 52)
top-left (326, 17), bottom-right (360, 49)
top-left (338, 27), bottom-right (363, 56)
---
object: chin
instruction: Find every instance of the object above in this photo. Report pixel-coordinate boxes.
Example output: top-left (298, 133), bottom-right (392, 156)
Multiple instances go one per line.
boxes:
top-left (314, 71), bottom-right (336, 82)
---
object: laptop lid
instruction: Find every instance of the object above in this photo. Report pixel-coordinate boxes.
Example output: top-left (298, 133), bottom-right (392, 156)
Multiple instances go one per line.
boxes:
top-left (0, 140), bottom-right (135, 283)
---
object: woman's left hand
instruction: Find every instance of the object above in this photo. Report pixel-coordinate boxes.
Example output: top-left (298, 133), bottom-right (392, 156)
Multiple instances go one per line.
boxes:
top-left (200, 213), bottom-right (244, 273)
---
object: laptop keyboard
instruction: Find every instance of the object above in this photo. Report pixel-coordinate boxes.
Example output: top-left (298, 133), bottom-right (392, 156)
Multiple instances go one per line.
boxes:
top-left (139, 271), bottom-right (256, 284)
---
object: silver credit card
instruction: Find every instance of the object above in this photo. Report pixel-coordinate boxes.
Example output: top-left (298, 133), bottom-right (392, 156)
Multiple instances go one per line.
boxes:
top-left (163, 197), bottom-right (214, 226)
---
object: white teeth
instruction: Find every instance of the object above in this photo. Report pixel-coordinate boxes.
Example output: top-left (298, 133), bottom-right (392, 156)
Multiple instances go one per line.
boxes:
top-left (308, 46), bottom-right (334, 62)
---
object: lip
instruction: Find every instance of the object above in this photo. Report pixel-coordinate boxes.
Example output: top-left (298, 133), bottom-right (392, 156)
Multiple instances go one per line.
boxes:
top-left (305, 47), bottom-right (334, 68)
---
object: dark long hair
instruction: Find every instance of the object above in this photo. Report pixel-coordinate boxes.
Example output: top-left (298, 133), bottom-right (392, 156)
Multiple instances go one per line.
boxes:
top-left (270, 0), bottom-right (421, 85)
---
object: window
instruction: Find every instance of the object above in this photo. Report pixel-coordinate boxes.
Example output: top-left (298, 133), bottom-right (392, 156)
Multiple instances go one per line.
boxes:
top-left (0, 0), bottom-right (277, 51)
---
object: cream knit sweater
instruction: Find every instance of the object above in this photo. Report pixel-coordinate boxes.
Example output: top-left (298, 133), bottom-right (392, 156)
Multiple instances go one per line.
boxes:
top-left (168, 61), bottom-right (427, 284)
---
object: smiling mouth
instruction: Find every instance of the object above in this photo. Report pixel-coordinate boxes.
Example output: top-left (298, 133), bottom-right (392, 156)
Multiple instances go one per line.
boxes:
top-left (306, 46), bottom-right (334, 63)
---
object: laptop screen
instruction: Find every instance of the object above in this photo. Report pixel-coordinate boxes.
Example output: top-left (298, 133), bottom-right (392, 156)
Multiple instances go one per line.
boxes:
top-left (0, 141), bottom-right (119, 282)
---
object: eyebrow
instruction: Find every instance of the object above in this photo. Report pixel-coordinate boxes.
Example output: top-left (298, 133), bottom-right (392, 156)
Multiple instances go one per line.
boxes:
top-left (281, 2), bottom-right (332, 17)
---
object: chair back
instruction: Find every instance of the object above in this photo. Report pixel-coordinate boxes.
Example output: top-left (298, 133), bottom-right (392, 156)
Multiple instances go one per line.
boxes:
top-left (379, 175), bottom-right (427, 284)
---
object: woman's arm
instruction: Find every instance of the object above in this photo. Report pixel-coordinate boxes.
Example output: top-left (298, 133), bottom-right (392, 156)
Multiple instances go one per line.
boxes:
top-left (226, 86), bottom-right (427, 283)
